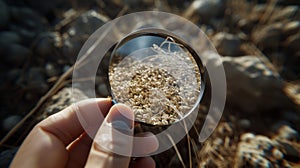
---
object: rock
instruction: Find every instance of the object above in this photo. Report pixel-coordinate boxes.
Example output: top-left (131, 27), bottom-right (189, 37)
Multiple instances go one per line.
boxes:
top-left (41, 87), bottom-right (88, 118)
top-left (62, 10), bottom-right (109, 63)
top-left (0, 148), bottom-right (18, 168)
top-left (223, 56), bottom-right (291, 113)
top-left (9, 6), bottom-right (48, 31)
top-left (252, 23), bottom-right (283, 49)
top-left (26, 67), bottom-right (46, 83)
top-left (0, 31), bottom-right (21, 60)
top-left (0, 31), bottom-right (21, 45)
top-left (8, 7), bottom-right (48, 44)
top-left (212, 32), bottom-right (242, 56)
top-left (238, 119), bottom-right (251, 129)
top-left (279, 142), bottom-right (300, 162)
top-left (235, 134), bottom-right (287, 168)
top-left (282, 111), bottom-right (300, 126)
top-left (283, 21), bottom-right (300, 37)
top-left (284, 82), bottom-right (300, 107)
top-left (240, 133), bottom-right (255, 142)
top-left (25, 0), bottom-right (64, 15)
top-left (34, 32), bottom-right (57, 58)
top-left (1, 115), bottom-right (22, 132)
top-left (2, 44), bottom-right (31, 67)
top-left (274, 125), bottom-right (300, 142)
top-left (272, 148), bottom-right (284, 160)
top-left (235, 126), bottom-right (300, 168)
top-left (0, 0), bottom-right (10, 28)
top-left (97, 83), bottom-right (110, 97)
top-left (62, 65), bottom-right (71, 73)
top-left (19, 67), bottom-right (49, 99)
top-left (45, 63), bottom-right (61, 77)
top-left (184, 0), bottom-right (226, 22)
top-left (9, 25), bottom-right (37, 44)
top-left (6, 69), bottom-right (22, 83)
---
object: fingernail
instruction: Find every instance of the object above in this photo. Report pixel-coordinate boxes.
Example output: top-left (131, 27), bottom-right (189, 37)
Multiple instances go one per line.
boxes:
top-left (111, 120), bottom-right (131, 134)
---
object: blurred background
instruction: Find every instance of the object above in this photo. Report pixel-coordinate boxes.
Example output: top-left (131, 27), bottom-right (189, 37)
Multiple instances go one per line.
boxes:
top-left (0, 0), bottom-right (299, 167)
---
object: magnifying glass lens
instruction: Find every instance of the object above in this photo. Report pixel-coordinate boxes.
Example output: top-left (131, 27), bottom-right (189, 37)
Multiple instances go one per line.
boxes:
top-left (109, 29), bottom-right (204, 126)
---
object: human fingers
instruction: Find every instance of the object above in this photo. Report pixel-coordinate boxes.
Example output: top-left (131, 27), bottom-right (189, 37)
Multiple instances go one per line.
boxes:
top-left (66, 133), bottom-right (93, 168)
top-left (85, 104), bottom-right (134, 168)
top-left (132, 132), bottom-right (159, 156)
top-left (10, 98), bottom-right (112, 168)
top-left (39, 98), bottom-right (112, 145)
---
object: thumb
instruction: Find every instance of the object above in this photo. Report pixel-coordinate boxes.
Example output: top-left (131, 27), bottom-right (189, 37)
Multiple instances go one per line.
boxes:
top-left (85, 104), bottom-right (134, 168)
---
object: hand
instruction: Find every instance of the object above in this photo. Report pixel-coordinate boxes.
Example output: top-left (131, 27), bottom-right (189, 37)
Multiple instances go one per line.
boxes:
top-left (10, 98), bottom-right (158, 168)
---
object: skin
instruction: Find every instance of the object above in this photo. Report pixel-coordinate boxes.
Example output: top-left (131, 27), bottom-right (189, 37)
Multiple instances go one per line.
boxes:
top-left (10, 98), bottom-right (158, 168)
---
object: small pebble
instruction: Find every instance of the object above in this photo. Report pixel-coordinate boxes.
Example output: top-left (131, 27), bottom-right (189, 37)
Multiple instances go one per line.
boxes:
top-left (45, 63), bottom-right (60, 77)
top-left (240, 133), bottom-right (255, 142)
top-left (213, 137), bottom-right (223, 146)
top-left (1, 115), bottom-right (22, 132)
top-left (238, 119), bottom-right (251, 129)
top-left (35, 33), bottom-right (55, 57)
top-left (63, 65), bottom-right (71, 73)
top-left (276, 125), bottom-right (300, 141)
top-left (272, 148), bottom-right (283, 160)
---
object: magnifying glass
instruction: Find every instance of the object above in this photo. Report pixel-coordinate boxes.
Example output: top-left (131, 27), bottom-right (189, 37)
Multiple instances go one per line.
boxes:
top-left (108, 28), bottom-right (206, 126)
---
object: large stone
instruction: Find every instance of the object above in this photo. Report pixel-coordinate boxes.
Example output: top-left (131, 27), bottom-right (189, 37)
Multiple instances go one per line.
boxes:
top-left (62, 10), bottom-right (109, 63)
top-left (41, 87), bottom-right (88, 118)
top-left (0, 1), bottom-right (10, 28)
top-left (184, 0), bottom-right (226, 21)
top-left (234, 131), bottom-right (298, 168)
top-left (34, 32), bottom-right (59, 58)
top-left (2, 44), bottom-right (31, 67)
top-left (235, 135), bottom-right (277, 168)
top-left (223, 56), bottom-right (292, 113)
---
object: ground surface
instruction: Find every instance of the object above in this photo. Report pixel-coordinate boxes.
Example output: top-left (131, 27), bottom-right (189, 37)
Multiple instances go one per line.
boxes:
top-left (0, 0), bottom-right (300, 167)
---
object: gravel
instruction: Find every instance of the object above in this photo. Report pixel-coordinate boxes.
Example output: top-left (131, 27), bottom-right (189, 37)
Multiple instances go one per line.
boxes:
top-left (109, 46), bottom-right (201, 125)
